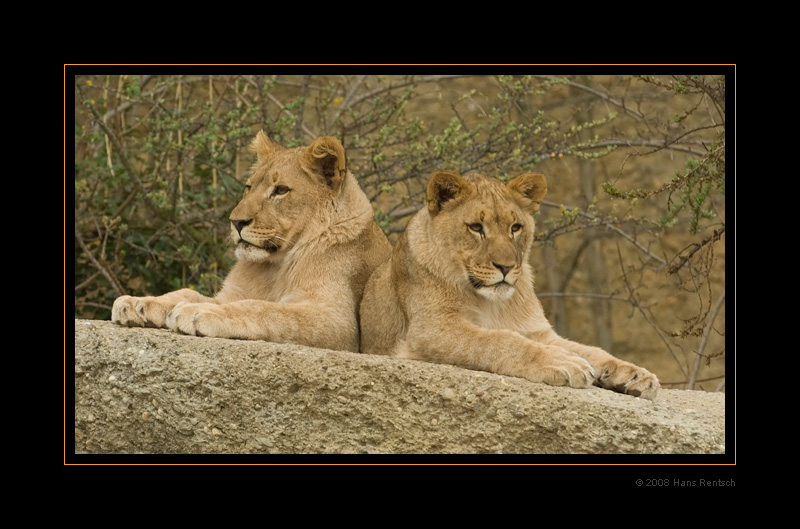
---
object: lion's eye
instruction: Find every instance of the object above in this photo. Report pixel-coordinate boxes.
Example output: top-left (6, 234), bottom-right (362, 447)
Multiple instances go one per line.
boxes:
top-left (243, 185), bottom-right (252, 194)
top-left (511, 223), bottom-right (522, 233)
top-left (468, 223), bottom-right (484, 234)
top-left (272, 185), bottom-right (290, 197)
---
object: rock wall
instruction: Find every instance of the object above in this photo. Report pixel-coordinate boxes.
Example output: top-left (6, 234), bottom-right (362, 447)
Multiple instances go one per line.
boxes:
top-left (71, 320), bottom-right (726, 456)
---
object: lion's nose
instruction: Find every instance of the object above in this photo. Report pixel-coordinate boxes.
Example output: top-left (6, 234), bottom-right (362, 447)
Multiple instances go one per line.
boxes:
top-left (493, 263), bottom-right (514, 277)
top-left (231, 219), bottom-right (252, 234)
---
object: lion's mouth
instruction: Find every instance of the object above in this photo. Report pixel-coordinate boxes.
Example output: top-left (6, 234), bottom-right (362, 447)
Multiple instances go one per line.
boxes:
top-left (239, 239), bottom-right (281, 253)
top-left (469, 277), bottom-right (511, 290)
top-left (469, 276), bottom-right (486, 289)
top-left (469, 275), bottom-right (515, 300)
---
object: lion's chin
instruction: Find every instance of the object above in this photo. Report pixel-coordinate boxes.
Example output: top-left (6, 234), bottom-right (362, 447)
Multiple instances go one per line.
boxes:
top-left (234, 242), bottom-right (276, 263)
top-left (476, 282), bottom-right (515, 301)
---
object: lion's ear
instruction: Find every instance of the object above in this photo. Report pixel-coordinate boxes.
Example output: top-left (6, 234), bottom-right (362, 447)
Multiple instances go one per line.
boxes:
top-left (427, 171), bottom-right (467, 216)
top-left (507, 172), bottom-right (547, 213)
top-left (250, 130), bottom-right (283, 161)
top-left (307, 136), bottom-right (347, 190)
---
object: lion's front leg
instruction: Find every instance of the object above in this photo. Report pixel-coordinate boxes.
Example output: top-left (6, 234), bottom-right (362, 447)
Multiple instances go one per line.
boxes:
top-left (407, 322), bottom-right (597, 390)
top-left (111, 289), bottom-right (214, 328)
top-left (167, 299), bottom-right (359, 351)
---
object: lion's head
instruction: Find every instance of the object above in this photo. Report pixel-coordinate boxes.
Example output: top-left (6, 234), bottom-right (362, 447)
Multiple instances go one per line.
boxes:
top-left (420, 170), bottom-right (547, 300)
top-left (229, 131), bottom-right (349, 263)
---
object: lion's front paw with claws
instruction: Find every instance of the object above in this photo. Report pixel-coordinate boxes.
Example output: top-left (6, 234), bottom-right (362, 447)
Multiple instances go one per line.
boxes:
top-left (112, 295), bottom-right (172, 328)
top-left (166, 302), bottom-right (228, 337)
top-left (596, 360), bottom-right (660, 400)
top-left (529, 347), bottom-right (596, 389)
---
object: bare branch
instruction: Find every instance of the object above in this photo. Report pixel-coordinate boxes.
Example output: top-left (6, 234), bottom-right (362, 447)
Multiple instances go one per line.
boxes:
top-left (266, 92), bottom-right (317, 140)
top-left (661, 374), bottom-right (725, 387)
top-left (74, 225), bottom-right (125, 297)
top-left (541, 201), bottom-right (667, 267)
top-left (342, 75), bottom-right (475, 111)
top-left (579, 137), bottom-right (712, 157)
top-left (293, 75), bottom-right (312, 141)
top-left (331, 75), bottom-right (367, 127)
top-left (688, 288), bottom-right (725, 389)
top-left (536, 292), bottom-right (631, 303)
top-left (534, 75), bottom-right (645, 120)
top-left (616, 242), bottom-right (687, 380)
top-left (668, 226), bottom-right (725, 274)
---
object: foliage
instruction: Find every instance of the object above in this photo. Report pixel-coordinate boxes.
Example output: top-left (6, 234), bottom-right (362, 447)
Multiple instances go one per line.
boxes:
top-left (73, 73), bottom-right (729, 390)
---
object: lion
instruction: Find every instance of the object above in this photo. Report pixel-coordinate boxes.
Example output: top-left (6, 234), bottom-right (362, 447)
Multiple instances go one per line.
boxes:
top-left (112, 130), bottom-right (392, 353)
top-left (359, 170), bottom-right (660, 399)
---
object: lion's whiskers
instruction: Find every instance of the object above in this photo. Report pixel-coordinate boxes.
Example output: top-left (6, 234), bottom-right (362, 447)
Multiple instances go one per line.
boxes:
top-left (270, 233), bottom-right (290, 245)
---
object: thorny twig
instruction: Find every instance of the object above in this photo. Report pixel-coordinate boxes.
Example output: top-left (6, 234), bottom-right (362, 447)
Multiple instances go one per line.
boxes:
top-left (668, 226), bottom-right (725, 274)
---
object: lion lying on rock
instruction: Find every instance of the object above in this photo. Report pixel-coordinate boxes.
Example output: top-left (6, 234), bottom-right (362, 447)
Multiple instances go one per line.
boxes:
top-left (112, 131), bottom-right (391, 353)
top-left (359, 170), bottom-right (660, 399)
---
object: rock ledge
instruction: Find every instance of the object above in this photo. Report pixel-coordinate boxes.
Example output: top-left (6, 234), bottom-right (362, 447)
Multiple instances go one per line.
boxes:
top-left (72, 320), bottom-right (726, 456)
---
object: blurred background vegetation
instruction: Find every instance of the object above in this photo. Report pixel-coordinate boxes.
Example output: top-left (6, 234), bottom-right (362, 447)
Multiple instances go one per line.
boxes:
top-left (72, 72), bottom-right (729, 392)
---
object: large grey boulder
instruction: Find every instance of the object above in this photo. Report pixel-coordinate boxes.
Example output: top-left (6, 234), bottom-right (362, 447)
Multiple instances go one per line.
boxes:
top-left (72, 320), bottom-right (726, 456)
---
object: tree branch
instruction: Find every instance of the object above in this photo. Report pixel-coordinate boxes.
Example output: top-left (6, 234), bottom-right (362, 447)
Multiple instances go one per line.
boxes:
top-left (534, 75), bottom-right (645, 120)
top-left (331, 75), bottom-right (367, 127)
top-left (541, 201), bottom-right (667, 267)
top-left (536, 291), bottom-right (631, 303)
top-left (616, 242), bottom-right (687, 380)
top-left (75, 225), bottom-right (125, 297)
top-left (668, 226), bottom-right (725, 274)
top-left (341, 75), bottom-right (474, 111)
top-left (688, 288), bottom-right (725, 389)
top-left (293, 75), bottom-right (311, 141)
top-left (76, 81), bottom-right (160, 215)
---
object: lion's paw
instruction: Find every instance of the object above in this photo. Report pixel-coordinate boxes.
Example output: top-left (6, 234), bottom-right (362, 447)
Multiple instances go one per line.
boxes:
top-left (533, 348), bottom-right (596, 389)
top-left (112, 295), bottom-right (171, 328)
top-left (596, 360), bottom-right (660, 400)
top-left (166, 302), bottom-right (227, 337)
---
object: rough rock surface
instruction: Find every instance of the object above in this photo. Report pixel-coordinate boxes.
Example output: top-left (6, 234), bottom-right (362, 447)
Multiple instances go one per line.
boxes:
top-left (72, 319), bottom-right (727, 456)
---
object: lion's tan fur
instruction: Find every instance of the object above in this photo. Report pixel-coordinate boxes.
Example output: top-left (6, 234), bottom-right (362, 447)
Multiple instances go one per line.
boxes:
top-left (112, 131), bottom-right (392, 353)
top-left (360, 171), bottom-right (660, 399)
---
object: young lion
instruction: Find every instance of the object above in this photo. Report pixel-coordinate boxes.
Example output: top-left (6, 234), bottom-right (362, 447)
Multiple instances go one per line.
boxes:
top-left (112, 131), bottom-right (392, 353)
top-left (359, 170), bottom-right (660, 399)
